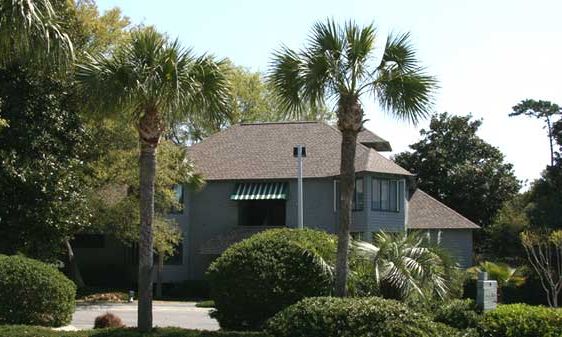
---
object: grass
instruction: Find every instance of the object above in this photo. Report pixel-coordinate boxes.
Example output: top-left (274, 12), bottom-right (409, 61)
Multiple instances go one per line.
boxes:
top-left (195, 300), bottom-right (215, 308)
top-left (0, 326), bottom-right (267, 337)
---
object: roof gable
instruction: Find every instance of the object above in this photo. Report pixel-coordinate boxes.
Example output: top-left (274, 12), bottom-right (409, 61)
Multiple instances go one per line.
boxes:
top-left (187, 121), bottom-right (411, 180)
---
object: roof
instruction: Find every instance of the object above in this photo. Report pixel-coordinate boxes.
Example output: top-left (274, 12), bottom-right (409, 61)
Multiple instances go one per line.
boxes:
top-left (187, 121), bottom-right (412, 181)
top-left (407, 189), bottom-right (480, 230)
top-left (358, 129), bottom-right (392, 151)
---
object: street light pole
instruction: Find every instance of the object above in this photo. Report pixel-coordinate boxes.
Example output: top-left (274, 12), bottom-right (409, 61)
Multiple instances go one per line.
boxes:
top-left (294, 145), bottom-right (306, 229)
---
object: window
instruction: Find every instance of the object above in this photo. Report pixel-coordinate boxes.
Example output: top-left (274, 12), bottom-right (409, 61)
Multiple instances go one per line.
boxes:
top-left (171, 184), bottom-right (184, 214)
top-left (372, 178), bottom-right (400, 212)
top-left (239, 200), bottom-right (286, 226)
top-left (353, 178), bottom-right (364, 211)
top-left (333, 178), bottom-right (364, 211)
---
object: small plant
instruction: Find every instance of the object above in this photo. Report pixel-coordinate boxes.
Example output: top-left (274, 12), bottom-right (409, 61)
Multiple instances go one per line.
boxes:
top-left (94, 313), bottom-right (125, 329)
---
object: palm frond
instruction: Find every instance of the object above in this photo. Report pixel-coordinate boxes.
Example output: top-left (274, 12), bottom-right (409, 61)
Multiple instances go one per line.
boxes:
top-left (0, 0), bottom-right (74, 67)
top-left (77, 26), bottom-right (231, 129)
top-left (374, 69), bottom-right (437, 124)
top-left (268, 46), bottom-right (307, 118)
top-left (370, 32), bottom-right (437, 124)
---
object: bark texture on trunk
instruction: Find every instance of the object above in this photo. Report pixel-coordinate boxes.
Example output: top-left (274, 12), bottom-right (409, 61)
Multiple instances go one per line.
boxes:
top-left (334, 98), bottom-right (363, 297)
top-left (65, 239), bottom-right (85, 288)
top-left (137, 109), bottom-right (162, 332)
top-left (138, 142), bottom-right (156, 331)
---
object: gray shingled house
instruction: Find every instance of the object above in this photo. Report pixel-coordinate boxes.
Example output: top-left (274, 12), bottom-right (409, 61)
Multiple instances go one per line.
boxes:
top-left (156, 121), bottom-right (479, 282)
top-left (74, 121), bottom-right (479, 285)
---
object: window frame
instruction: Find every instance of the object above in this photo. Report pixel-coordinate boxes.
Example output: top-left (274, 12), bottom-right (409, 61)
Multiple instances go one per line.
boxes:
top-left (371, 178), bottom-right (401, 212)
top-left (333, 178), bottom-right (365, 212)
top-left (352, 177), bottom-right (364, 211)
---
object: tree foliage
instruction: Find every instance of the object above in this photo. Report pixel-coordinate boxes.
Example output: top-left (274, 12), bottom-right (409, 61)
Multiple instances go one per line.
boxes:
top-left (483, 195), bottom-right (530, 262)
top-left (394, 112), bottom-right (520, 227)
top-left (0, 65), bottom-right (89, 260)
top-left (0, 0), bottom-right (74, 68)
top-left (85, 118), bottom-right (202, 257)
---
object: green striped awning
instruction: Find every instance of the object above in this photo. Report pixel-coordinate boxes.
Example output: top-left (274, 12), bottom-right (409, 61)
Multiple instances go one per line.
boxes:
top-left (230, 182), bottom-right (288, 200)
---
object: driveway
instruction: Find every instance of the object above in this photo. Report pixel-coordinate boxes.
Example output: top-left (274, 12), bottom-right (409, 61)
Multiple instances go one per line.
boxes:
top-left (70, 301), bottom-right (219, 330)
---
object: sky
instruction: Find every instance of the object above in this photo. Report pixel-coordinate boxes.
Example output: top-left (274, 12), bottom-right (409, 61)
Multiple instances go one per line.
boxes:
top-left (97, 0), bottom-right (562, 188)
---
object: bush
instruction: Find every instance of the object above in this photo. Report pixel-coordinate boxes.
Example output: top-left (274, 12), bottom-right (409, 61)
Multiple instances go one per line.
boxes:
top-left (0, 326), bottom-right (269, 337)
top-left (0, 255), bottom-right (76, 326)
top-left (94, 313), bottom-right (125, 329)
top-left (206, 228), bottom-right (336, 330)
top-left (266, 296), bottom-right (459, 337)
top-left (433, 299), bottom-right (481, 329)
top-left (478, 304), bottom-right (562, 337)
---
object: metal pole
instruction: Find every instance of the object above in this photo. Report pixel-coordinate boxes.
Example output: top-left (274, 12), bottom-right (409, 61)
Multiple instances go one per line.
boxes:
top-left (297, 145), bottom-right (304, 229)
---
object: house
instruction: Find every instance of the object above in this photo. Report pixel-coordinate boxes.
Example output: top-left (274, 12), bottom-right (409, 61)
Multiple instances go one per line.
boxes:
top-left (158, 121), bottom-right (479, 282)
top-left (74, 121), bottom-right (479, 285)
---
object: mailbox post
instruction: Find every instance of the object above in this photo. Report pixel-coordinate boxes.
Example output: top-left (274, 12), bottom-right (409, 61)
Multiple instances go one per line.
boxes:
top-left (476, 272), bottom-right (497, 312)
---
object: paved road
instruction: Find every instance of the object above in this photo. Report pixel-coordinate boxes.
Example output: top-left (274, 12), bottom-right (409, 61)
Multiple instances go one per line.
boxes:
top-left (70, 301), bottom-right (219, 330)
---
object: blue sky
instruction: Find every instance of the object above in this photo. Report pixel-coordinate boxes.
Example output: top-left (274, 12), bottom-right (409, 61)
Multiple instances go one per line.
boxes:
top-left (97, 0), bottom-right (562, 187)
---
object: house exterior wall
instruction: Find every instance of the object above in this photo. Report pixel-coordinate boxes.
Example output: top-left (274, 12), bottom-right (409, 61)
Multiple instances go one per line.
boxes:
top-left (143, 176), bottom-right (475, 282)
top-left (426, 229), bottom-right (474, 268)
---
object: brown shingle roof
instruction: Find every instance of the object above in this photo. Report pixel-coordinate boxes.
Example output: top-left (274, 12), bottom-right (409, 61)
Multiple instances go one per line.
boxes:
top-left (407, 189), bottom-right (480, 229)
top-left (187, 121), bottom-right (411, 180)
top-left (358, 129), bottom-right (392, 152)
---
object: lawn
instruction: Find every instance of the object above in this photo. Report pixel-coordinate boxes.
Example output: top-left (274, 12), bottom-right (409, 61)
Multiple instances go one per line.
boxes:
top-left (0, 326), bottom-right (266, 337)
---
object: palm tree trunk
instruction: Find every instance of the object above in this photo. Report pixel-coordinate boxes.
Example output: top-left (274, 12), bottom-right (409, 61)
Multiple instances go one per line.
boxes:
top-left (334, 129), bottom-right (358, 296)
top-left (334, 100), bottom-right (362, 297)
top-left (138, 141), bottom-right (157, 332)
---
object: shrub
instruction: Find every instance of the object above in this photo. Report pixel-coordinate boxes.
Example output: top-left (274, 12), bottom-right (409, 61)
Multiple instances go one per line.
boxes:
top-left (206, 228), bottom-right (336, 330)
top-left (0, 255), bottom-right (76, 326)
top-left (266, 296), bottom-right (459, 337)
top-left (478, 303), bottom-right (562, 337)
top-left (433, 299), bottom-right (481, 329)
top-left (94, 313), bottom-right (125, 329)
top-left (0, 326), bottom-right (269, 337)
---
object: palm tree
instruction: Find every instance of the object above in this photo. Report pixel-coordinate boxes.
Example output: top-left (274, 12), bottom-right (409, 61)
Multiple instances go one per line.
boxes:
top-left (269, 20), bottom-right (437, 296)
top-left (76, 27), bottom-right (231, 331)
top-left (354, 231), bottom-right (453, 300)
top-left (467, 261), bottom-right (526, 302)
top-left (0, 0), bottom-right (73, 67)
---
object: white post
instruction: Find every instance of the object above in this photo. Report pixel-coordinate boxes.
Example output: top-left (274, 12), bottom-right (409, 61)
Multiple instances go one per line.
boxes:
top-left (297, 145), bottom-right (304, 229)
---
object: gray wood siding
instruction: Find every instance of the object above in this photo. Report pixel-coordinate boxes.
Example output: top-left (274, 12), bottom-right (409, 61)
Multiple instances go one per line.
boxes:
top-left (428, 229), bottom-right (474, 268)
top-left (186, 181), bottom-right (239, 279)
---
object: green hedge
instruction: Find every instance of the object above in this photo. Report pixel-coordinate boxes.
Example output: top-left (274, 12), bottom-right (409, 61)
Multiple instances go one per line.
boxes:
top-left (0, 255), bottom-right (76, 327)
top-left (206, 228), bottom-right (336, 330)
top-left (266, 296), bottom-right (462, 337)
top-left (478, 304), bottom-right (562, 337)
top-left (433, 299), bottom-right (481, 329)
top-left (0, 326), bottom-right (268, 337)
